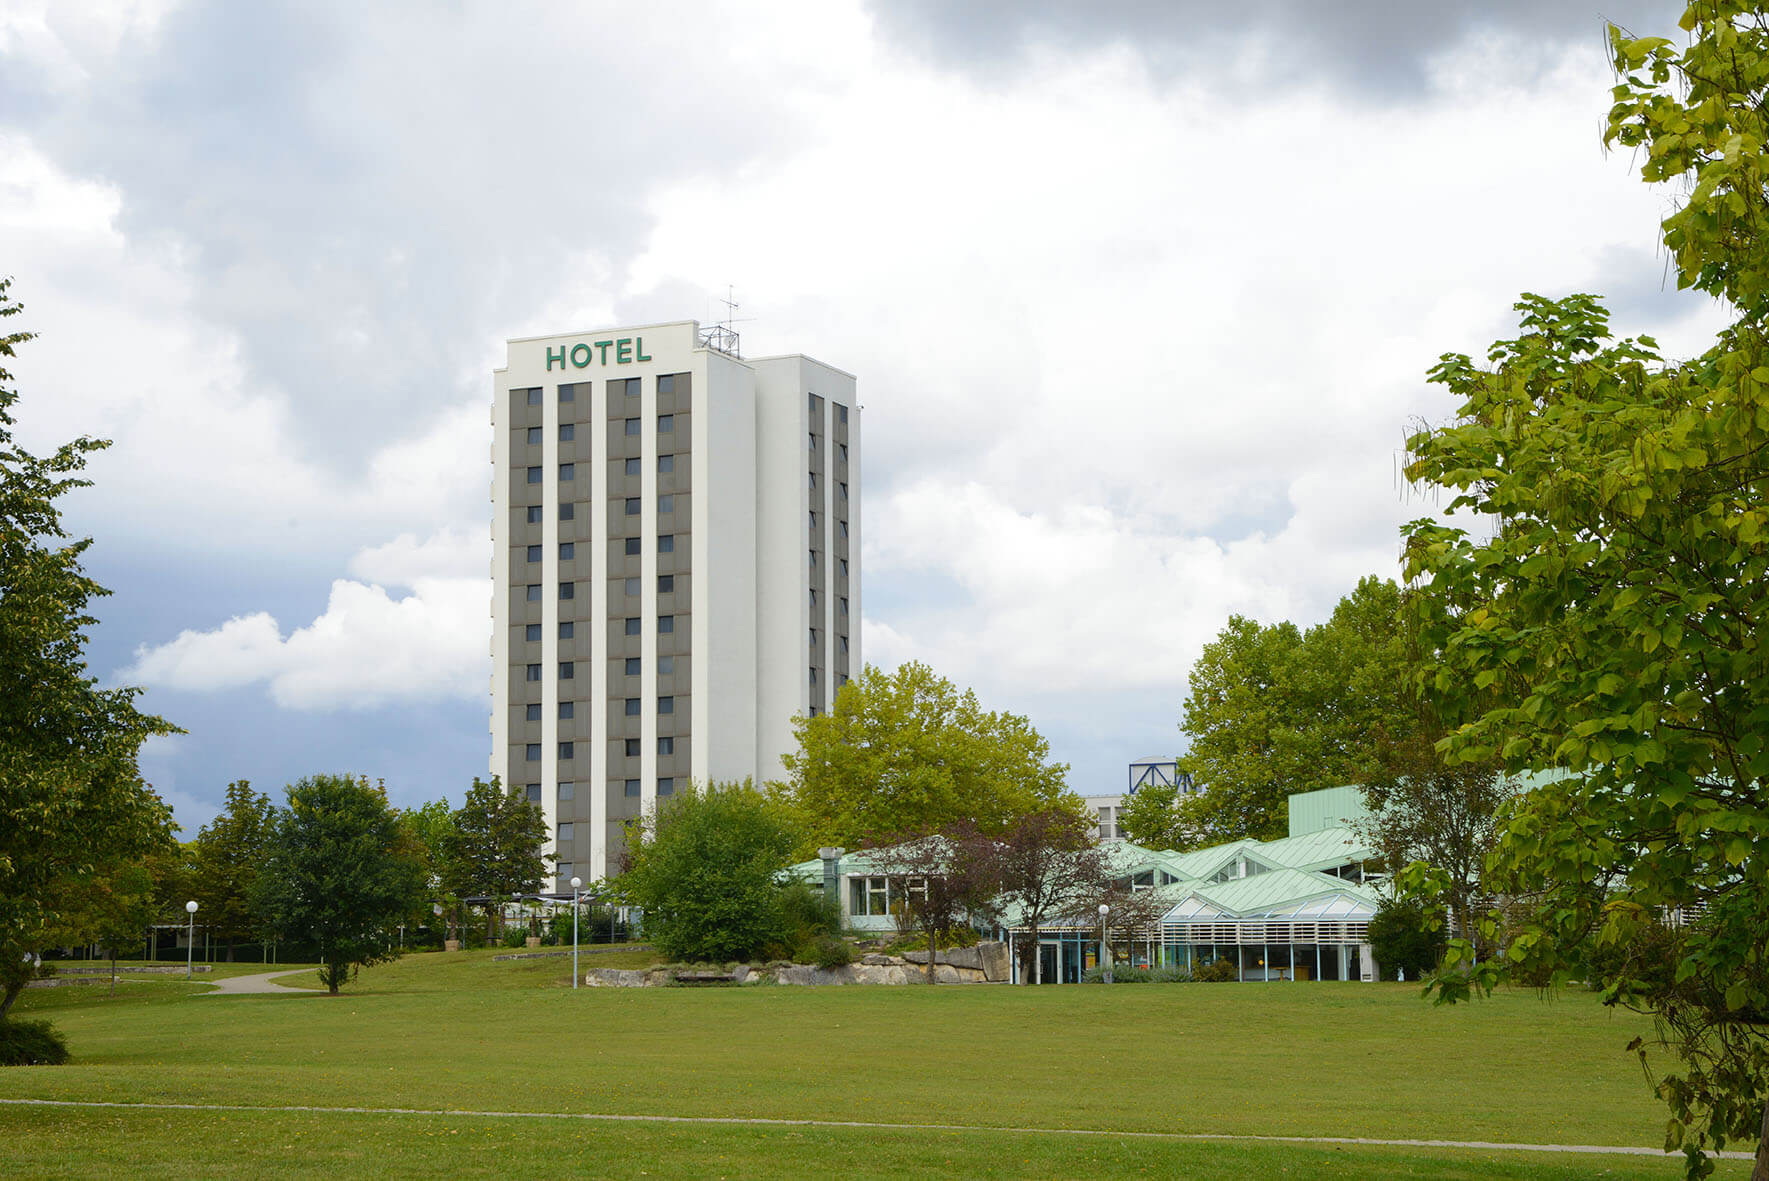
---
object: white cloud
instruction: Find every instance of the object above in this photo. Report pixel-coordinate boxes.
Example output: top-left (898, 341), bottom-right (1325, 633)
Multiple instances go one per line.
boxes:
top-left (123, 531), bottom-right (489, 710)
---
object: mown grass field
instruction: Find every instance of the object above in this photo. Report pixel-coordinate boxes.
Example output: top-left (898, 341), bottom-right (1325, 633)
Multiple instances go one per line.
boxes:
top-left (2, 950), bottom-right (1750, 1178)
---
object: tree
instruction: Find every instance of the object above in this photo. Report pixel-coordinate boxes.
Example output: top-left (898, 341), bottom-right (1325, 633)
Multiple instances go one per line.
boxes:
top-left (1175, 577), bottom-right (1407, 845)
top-left (864, 825), bottom-right (997, 983)
top-left (966, 808), bottom-right (1114, 984)
top-left (1402, 9), bottom-right (1769, 1173)
top-left (252, 774), bottom-right (425, 994)
top-left (615, 781), bottom-right (802, 963)
top-left (41, 862), bottom-right (158, 995)
top-left (1116, 769), bottom-right (1203, 850)
top-left (777, 661), bottom-right (1081, 850)
top-left (1366, 897), bottom-right (1446, 982)
top-left (0, 277), bottom-right (178, 1021)
top-left (190, 781), bottom-right (274, 960)
top-left (443, 777), bottom-right (548, 940)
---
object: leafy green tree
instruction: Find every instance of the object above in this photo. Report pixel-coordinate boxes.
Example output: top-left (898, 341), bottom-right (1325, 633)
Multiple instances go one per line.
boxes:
top-left (443, 777), bottom-right (548, 940)
top-left (0, 277), bottom-right (178, 1021)
top-left (777, 661), bottom-right (1080, 850)
top-left (615, 781), bottom-right (801, 963)
top-left (190, 781), bottom-right (274, 959)
top-left (1116, 766), bottom-right (1203, 850)
top-left (1176, 577), bottom-right (1407, 844)
top-left (1366, 898), bottom-right (1445, 983)
top-left (964, 808), bottom-right (1114, 984)
top-left (1403, 8), bottom-right (1769, 1173)
top-left (253, 774), bottom-right (426, 994)
top-left (42, 862), bottom-right (158, 994)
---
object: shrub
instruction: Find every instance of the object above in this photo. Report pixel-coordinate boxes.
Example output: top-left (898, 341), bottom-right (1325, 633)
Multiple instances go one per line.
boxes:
top-left (0, 1020), bottom-right (70, 1066)
top-left (1193, 957), bottom-right (1239, 982)
top-left (812, 938), bottom-right (855, 970)
top-left (1367, 898), bottom-right (1446, 981)
top-left (1081, 964), bottom-right (1193, 984)
top-left (500, 926), bottom-right (529, 949)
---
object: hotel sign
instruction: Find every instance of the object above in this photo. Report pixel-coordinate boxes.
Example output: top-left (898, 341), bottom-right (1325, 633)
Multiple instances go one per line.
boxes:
top-left (546, 337), bottom-right (652, 370)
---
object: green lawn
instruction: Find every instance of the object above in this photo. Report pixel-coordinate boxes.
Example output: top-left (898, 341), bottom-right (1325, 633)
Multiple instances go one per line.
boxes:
top-left (2, 951), bottom-right (1750, 1178)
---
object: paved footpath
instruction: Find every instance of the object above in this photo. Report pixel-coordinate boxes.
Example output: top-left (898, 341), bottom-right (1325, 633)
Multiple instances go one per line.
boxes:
top-left (199, 969), bottom-right (316, 996)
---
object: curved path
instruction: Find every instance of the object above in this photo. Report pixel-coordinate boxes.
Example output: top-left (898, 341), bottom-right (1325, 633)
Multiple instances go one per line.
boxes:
top-left (199, 968), bottom-right (316, 996)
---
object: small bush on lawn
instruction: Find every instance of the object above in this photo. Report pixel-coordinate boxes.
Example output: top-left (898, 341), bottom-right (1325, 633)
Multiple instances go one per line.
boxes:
top-left (812, 938), bottom-right (854, 970)
top-left (0, 1020), bottom-right (71, 1066)
top-left (1193, 958), bottom-right (1239, 982)
top-left (1082, 964), bottom-right (1193, 984)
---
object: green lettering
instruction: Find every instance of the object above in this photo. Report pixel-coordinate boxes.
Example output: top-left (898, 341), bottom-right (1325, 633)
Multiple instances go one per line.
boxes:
top-left (546, 345), bottom-right (567, 371)
top-left (635, 337), bottom-right (651, 362)
top-left (570, 343), bottom-right (591, 368)
top-left (617, 338), bottom-right (633, 363)
top-left (596, 340), bottom-right (613, 363)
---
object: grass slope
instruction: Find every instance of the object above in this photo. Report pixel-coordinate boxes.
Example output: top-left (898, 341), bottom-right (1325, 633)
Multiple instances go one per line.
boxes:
top-left (2, 950), bottom-right (1748, 1178)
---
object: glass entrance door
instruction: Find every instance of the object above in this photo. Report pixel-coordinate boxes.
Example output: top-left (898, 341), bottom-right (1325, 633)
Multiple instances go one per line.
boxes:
top-left (1037, 942), bottom-right (1059, 984)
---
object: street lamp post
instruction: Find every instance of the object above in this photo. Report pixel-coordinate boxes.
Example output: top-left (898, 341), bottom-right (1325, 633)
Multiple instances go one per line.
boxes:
top-left (184, 900), bottom-right (199, 981)
top-left (570, 877), bottom-right (583, 989)
top-left (1098, 903), bottom-right (1112, 985)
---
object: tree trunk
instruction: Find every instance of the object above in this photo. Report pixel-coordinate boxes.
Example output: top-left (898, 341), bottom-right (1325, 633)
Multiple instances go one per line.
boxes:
top-left (1750, 1094), bottom-right (1769, 1181)
top-left (110, 950), bottom-right (117, 997)
top-left (0, 979), bottom-right (21, 1020)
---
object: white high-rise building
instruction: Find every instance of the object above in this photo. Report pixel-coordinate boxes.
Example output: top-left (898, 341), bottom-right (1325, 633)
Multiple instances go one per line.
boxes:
top-left (490, 320), bottom-right (859, 883)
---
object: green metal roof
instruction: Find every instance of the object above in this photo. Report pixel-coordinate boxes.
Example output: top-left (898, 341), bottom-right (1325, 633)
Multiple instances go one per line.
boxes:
top-left (1286, 785), bottom-right (1370, 837)
top-left (1185, 866), bottom-right (1380, 916)
top-left (1253, 826), bottom-right (1374, 872)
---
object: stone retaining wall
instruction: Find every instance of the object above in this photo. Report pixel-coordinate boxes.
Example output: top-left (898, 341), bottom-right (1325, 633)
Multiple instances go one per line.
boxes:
top-left (582, 942), bottom-right (1011, 988)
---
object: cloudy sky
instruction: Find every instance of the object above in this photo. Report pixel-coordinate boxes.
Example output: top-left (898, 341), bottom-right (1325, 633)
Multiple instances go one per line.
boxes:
top-left (1, 0), bottom-right (1724, 833)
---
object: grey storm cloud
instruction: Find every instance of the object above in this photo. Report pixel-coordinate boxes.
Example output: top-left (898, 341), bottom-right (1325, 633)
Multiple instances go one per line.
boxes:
top-left (866, 0), bottom-right (1689, 95)
top-left (1, 1), bottom-right (808, 470)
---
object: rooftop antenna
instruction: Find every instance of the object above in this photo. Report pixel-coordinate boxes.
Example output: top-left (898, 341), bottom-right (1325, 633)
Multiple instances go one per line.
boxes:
top-left (698, 284), bottom-right (751, 357)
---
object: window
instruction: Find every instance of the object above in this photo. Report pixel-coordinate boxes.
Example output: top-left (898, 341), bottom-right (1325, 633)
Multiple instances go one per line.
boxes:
top-left (809, 393), bottom-right (820, 414)
top-left (809, 432), bottom-right (817, 450)
top-left (559, 423), bottom-right (575, 441)
top-left (559, 463), bottom-right (575, 481)
top-left (525, 584), bottom-right (542, 602)
top-left (560, 502), bottom-right (575, 521)
top-left (525, 624), bottom-right (541, 642)
top-left (865, 877), bottom-right (890, 916)
top-left (657, 696), bottom-right (674, 714)
top-left (658, 736), bottom-right (674, 755)
top-left (525, 703), bottom-right (541, 722)
top-left (525, 664), bottom-right (541, 682)
top-left (625, 657), bottom-right (641, 676)
top-left (624, 417), bottom-right (641, 436)
top-left (809, 667), bottom-right (817, 685)
top-left (559, 661), bottom-right (574, 680)
top-left (624, 738), bottom-right (640, 757)
top-left (809, 628), bottom-right (818, 647)
top-left (840, 635), bottom-right (849, 654)
top-left (840, 558), bottom-right (848, 577)
top-left (808, 705), bottom-right (818, 718)
top-left (557, 862), bottom-right (574, 880)
top-left (809, 589), bottom-right (817, 608)
top-left (526, 505), bottom-right (543, 525)
top-left (624, 617), bottom-right (641, 636)
top-left (657, 454), bottom-right (674, 473)
top-left (559, 582), bottom-right (575, 600)
top-left (558, 781), bottom-right (574, 801)
top-left (657, 374), bottom-right (675, 395)
top-left (840, 597), bottom-right (848, 615)
top-left (559, 542), bottom-right (575, 560)
top-left (558, 621), bottom-right (574, 639)
top-left (558, 741), bottom-right (574, 759)
top-left (624, 778), bottom-right (641, 797)
top-left (658, 615), bottom-right (675, 634)
top-left (809, 472), bottom-right (816, 491)
top-left (839, 404), bottom-right (849, 424)
top-left (525, 388), bottom-right (541, 406)
top-left (559, 384), bottom-right (575, 403)
top-left (809, 550), bottom-right (817, 568)
top-left (657, 574), bottom-right (674, 593)
top-left (625, 378), bottom-right (641, 396)
top-left (657, 778), bottom-right (674, 796)
top-left (809, 510), bottom-right (816, 529)
top-left (658, 494), bottom-right (674, 513)
top-left (625, 497), bottom-right (641, 516)
top-left (625, 457), bottom-right (641, 476)
top-left (657, 534), bottom-right (674, 553)
top-left (525, 783), bottom-right (542, 802)
top-left (840, 482), bottom-right (848, 500)
top-left (526, 466), bottom-right (542, 484)
top-left (558, 701), bottom-right (574, 719)
top-left (657, 656), bottom-right (675, 675)
top-left (624, 577), bottom-right (640, 596)
top-left (526, 426), bottom-right (542, 445)
top-left (624, 698), bottom-right (641, 716)
top-left (625, 537), bottom-right (642, 555)
top-left (840, 443), bottom-right (848, 461)
top-left (657, 414), bottom-right (674, 433)
top-left (527, 544), bottom-right (542, 562)
top-left (840, 521), bottom-right (849, 538)
top-left (525, 743), bottom-right (541, 761)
